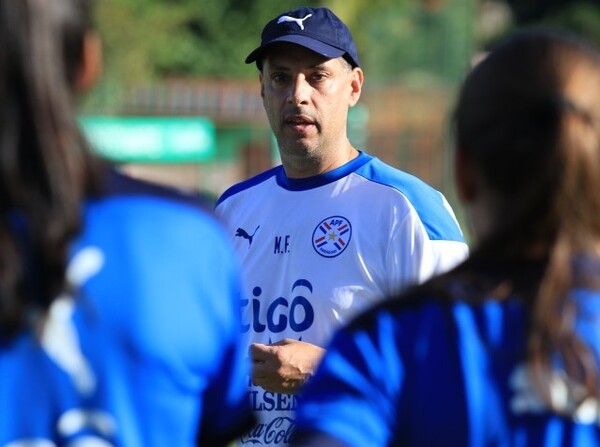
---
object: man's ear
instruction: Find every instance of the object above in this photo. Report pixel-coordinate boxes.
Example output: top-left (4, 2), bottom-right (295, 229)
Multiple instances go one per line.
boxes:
top-left (349, 67), bottom-right (363, 107)
top-left (259, 72), bottom-right (264, 98)
top-left (74, 31), bottom-right (102, 93)
top-left (455, 144), bottom-right (478, 203)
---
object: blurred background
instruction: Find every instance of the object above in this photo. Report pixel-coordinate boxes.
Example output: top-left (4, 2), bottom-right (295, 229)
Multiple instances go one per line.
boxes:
top-left (79, 0), bottom-right (600, 214)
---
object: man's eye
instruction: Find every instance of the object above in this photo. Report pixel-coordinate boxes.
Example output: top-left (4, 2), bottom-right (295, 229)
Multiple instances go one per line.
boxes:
top-left (272, 74), bottom-right (288, 83)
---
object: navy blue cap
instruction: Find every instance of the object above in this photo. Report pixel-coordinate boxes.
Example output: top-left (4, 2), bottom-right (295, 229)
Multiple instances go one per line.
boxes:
top-left (245, 7), bottom-right (360, 69)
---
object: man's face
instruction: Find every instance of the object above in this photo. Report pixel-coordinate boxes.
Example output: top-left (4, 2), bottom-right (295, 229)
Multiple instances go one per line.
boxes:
top-left (260, 43), bottom-right (362, 164)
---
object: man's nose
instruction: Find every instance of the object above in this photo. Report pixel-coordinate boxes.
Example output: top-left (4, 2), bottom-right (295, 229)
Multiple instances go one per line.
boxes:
top-left (287, 75), bottom-right (310, 105)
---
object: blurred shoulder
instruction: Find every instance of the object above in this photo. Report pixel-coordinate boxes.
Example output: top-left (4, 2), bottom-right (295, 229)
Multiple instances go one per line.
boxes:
top-left (83, 168), bottom-right (231, 247)
top-left (101, 168), bottom-right (215, 214)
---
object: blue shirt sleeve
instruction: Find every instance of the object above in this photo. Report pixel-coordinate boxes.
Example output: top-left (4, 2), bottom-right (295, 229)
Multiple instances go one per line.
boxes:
top-left (292, 310), bottom-right (406, 447)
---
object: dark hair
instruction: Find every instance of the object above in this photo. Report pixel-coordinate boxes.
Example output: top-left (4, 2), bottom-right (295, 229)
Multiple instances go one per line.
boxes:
top-left (0, 0), bottom-right (103, 340)
top-left (453, 29), bottom-right (600, 410)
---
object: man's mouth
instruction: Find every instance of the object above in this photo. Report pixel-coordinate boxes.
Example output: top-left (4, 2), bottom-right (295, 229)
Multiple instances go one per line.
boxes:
top-left (285, 115), bottom-right (316, 133)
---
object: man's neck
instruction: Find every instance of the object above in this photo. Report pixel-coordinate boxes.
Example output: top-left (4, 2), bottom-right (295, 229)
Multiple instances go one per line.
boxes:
top-left (281, 144), bottom-right (359, 179)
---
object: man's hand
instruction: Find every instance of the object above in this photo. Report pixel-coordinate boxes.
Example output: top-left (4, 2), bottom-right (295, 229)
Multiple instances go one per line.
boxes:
top-left (250, 338), bottom-right (325, 394)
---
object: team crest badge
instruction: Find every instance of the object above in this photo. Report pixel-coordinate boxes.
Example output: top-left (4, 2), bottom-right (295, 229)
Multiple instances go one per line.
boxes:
top-left (312, 216), bottom-right (352, 258)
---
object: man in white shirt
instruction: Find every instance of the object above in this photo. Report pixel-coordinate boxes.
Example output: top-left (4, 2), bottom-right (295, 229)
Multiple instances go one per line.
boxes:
top-left (215, 6), bottom-right (469, 447)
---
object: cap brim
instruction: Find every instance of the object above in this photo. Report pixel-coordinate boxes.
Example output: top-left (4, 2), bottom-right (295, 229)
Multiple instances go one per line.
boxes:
top-left (245, 35), bottom-right (345, 64)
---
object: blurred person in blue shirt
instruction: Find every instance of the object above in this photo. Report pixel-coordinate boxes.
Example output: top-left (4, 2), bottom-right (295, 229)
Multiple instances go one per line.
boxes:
top-left (0, 0), bottom-right (254, 445)
top-left (292, 29), bottom-right (600, 447)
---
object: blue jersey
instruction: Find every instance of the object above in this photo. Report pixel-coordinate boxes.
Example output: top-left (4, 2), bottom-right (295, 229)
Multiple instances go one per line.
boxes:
top-left (292, 259), bottom-right (600, 447)
top-left (0, 169), bottom-right (254, 447)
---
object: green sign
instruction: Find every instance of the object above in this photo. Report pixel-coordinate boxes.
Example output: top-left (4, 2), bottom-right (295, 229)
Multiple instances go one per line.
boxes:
top-left (79, 116), bottom-right (216, 162)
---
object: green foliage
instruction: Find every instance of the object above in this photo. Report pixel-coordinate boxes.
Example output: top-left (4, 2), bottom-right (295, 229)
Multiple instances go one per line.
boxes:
top-left (84, 0), bottom-right (476, 112)
top-left (354, 0), bottom-right (474, 85)
top-left (94, 0), bottom-right (322, 84)
top-left (89, 0), bottom-right (600, 91)
top-left (539, 2), bottom-right (600, 47)
top-left (485, 1), bottom-right (600, 52)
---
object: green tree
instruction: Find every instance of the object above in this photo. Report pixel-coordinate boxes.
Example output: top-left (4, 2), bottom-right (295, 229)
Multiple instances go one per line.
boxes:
top-left (86, 0), bottom-right (322, 112)
top-left (94, 0), bottom-right (322, 83)
top-left (344, 0), bottom-right (474, 85)
top-left (486, 1), bottom-right (600, 50)
top-left (536, 2), bottom-right (600, 47)
top-left (84, 0), bottom-right (475, 112)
